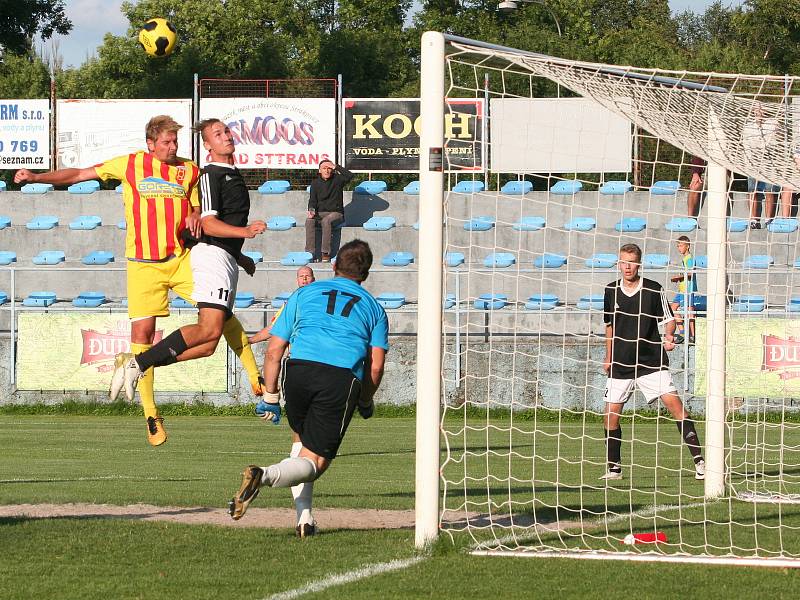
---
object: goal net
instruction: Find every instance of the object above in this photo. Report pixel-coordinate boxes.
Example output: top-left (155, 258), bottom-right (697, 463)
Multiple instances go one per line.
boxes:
top-left (415, 31), bottom-right (800, 565)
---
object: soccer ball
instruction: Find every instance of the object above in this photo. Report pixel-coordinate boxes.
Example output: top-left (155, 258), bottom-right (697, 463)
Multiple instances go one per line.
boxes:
top-left (138, 18), bottom-right (177, 58)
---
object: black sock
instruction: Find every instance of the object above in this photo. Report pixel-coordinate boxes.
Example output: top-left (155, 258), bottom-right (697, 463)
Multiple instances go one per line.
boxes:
top-left (135, 330), bottom-right (188, 371)
top-left (605, 427), bottom-right (622, 471)
top-left (677, 419), bottom-right (703, 463)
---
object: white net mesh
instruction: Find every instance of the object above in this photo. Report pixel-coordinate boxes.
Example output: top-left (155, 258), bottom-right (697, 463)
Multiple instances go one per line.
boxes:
top-left (436, 35), bottom-right (800, 563)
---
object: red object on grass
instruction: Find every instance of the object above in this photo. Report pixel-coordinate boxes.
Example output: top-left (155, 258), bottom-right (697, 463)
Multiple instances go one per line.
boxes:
top-left (622, 531), bottom-right (668, 545)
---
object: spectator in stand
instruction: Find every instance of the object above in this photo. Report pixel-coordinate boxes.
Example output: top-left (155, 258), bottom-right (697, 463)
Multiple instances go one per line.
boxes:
top-left (305, 160), bottom-right (353, 262)
top-left (743, 104), bottom-right (781, 229)
top-left (687, 156), bottom-right (705, 218)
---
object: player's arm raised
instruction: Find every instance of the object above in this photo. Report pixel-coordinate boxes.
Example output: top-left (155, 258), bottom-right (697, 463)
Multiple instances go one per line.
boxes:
top-left (14, 166), bottom-right (98, 187)
top-left (201, 214), bottom-right (266, 239)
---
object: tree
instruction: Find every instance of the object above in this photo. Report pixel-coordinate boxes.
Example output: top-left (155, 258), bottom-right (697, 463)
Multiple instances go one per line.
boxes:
top-left (0, 0), bottom-right (71, 56)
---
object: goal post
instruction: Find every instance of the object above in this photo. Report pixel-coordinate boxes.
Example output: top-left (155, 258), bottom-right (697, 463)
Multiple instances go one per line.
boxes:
top-left (415, 31), bottom-right (800, 564)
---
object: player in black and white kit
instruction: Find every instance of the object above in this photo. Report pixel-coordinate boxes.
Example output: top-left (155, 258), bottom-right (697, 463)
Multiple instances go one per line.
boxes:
top-left (601, 243), bottom-right (705, 481)
top-left (110, 119), bottom-right (266, 397)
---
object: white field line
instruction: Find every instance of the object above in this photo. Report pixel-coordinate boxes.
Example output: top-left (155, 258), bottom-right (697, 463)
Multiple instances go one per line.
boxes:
top-left (262, 556), bottom-right (424, 600)
top-left (0, 475), bottom-right (205, 483)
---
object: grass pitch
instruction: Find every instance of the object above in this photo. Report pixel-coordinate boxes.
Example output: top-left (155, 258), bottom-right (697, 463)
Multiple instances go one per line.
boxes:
top-left (2, 413), bottom-right (800, 599)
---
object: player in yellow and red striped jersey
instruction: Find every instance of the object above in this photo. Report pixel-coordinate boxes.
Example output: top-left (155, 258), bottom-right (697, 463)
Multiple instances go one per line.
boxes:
top-left (14, 115), bottom-right (264, 446)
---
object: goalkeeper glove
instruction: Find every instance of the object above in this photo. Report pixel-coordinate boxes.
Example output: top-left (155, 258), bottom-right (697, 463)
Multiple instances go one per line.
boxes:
top-left (255, 392), bottom-right (281, 425)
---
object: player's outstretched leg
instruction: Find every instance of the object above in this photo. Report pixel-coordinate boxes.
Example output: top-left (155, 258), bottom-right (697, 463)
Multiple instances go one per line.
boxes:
top-left (109, 345), bottom-right (165, 446)
top-left (228, 457), bottom-right (318, 521)
top-left (661, 392), bottom-right (705, 480)
top-left (222, 316), bottom-right (264, 396)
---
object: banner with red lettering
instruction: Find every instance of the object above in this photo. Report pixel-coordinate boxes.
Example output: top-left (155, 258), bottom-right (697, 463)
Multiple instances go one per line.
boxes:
top-left (16, 314), bottom-right (227, 391)
top-left (694, 319), bottom-right (800, 397)
top-left (342, 98), bottom-right (485, 173)
top-left (198, 98), bottom-right (336, 169)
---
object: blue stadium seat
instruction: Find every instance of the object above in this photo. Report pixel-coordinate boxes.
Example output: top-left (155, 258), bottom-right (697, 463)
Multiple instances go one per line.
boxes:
top-left (0, 181), bottom-right (6, 191)
top-left (768, 218), bottom-right (798, 234)
top-left (412, 222), bottom-right (420, 231)
top-left (445, 252), bottom-right (465, 267)
top-left (550, 180), bottom-right (582, 195)
top-left (664, 217), bottom-right (697, 232)
top-left (615, 217), bottom-right (647, 232)
top-left (501, 180), bottom-right (533, 195)
top-left (727, 218), bottom-right (748, 232)
top-left (585, 253), bottom-right (617, 269)
top-left (21, 183), bottom-right (53, 194)
top-left (271, 291), bottom-right (292, 309)
top-left (643, 254), bottom-right (670, 269)
top-left (693, 295), bottom-right (708, 312)
top-left (69, 216), bottom-right (102, 230)
top-left (354, 180), bottom-right (388, 195)
top-left (525, 294), bottom-right (559, 310)
top-left (171, 297), bottom-right (193, 308)
top-left (403, 180), bottom-right (420, 195)
top-left (258, 180), bottom-right (291, 194)
top-left (651, 180), bottom-right (680, 195)
top-left (534, 253), bottom-right (567, 268)
top-left (243, 251), bottom-right (263, 264)
top-left (463, 216), bottom-right (495, 231)
top-left (382, 251), bottom-right (414, 267)
top-left (32, 251), bottom-right (65, 265)
top-left (363, 216), bottom-right (396, 231)
top-left (376, 293), bottom-right (405, 309)
top-left (115, 184), bottom-right (123, 194)
top-left (443, 293), bottom-right (456, 310)
top-left (235, 292), bottom-right (255, 308)
top-left (731, 295), bottom-right (765, 313)
top-left (577, 294), bottom-right (604, 310)
top-left (564, 217), bottom-right (596, 232)
top-left (26, 216), bottom-right (58, 230)
top-left (23, 291), bottom-right (57, 307)
top-left (73, 292), bottom-right (106, 308)
top-left (0, 251), bottom-right (16, 265)
top-left (117, 220), bottom-right (126, 230)
top-left (743, 255), bottom-right (773, 269)
top-left (0, 292), bottom-right (7, 305)
top-left (600, 181), bottom-right (633, 195)
top-left (474, 293), bottom-right (508, 310)
top-left (82, 251), bottom-right (114, 265)
top-left (787, 297), bottom-right (800, 312)
top-left (484, 253), bottom-right (515, 268)
top-left (452, 180), bottom-right (485, 194)
top-left (695, 255), bottom-right (708, 268)
top-left (512, 216), bottom-right (545, 231)
top-left (267, 216), bottom-right (296, 231)
top-left (0, 216), bottom-right (10, 230)
top-left (281, 252), bottom-right (313, 266)
top-left (67, 180), bottom-right (100, 194)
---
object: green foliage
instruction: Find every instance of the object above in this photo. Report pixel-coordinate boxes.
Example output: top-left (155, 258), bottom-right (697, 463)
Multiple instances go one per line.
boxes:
top-left (0, 0), bottom-right (71, 56)
top-left (0, 53), bottom-right (50, 98)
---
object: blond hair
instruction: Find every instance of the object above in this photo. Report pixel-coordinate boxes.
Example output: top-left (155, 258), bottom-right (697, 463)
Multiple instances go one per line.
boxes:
top-left (145, 115), bottom-right (182, 141)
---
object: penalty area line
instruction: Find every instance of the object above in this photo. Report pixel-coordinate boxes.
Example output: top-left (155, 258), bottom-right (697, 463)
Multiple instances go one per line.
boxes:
top-left (262, 556), bottom-right (424, 600)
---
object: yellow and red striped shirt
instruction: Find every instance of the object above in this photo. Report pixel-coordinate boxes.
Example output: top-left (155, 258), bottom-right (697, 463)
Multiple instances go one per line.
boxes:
top-left (94, 151), bottom-right (200, 261)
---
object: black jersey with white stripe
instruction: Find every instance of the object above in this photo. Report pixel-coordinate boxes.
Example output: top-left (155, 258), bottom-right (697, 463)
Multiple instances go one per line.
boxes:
top-left (603, 277), bottom-right (674, 379)
top-left (198, 162), bottom-right (250, 257)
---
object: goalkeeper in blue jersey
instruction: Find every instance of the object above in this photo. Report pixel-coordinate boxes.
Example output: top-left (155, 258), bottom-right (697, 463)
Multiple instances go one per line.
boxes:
top-left (228, 239), bottom-right (389, 537)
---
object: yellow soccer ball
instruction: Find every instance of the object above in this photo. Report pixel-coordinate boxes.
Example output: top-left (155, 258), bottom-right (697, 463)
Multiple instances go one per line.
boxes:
top-left (138, 18), bottom-right (177, 58)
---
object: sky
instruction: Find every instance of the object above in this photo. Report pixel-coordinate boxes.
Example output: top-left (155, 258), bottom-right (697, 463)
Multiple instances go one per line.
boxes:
top-left (47, 0), bottom-right (746, 69)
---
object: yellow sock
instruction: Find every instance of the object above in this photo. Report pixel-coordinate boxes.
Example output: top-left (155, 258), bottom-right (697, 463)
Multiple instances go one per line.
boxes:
top-left (223, 317), bottom-right (261, 389)
top-left (131, 342), bottom-right (157, 419)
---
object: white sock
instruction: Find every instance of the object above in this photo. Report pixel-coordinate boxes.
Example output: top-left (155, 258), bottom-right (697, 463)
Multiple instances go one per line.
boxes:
top-left (290, 442), bottom-right (315, 524)
top-left (260, 456), bottom-right (317, 488)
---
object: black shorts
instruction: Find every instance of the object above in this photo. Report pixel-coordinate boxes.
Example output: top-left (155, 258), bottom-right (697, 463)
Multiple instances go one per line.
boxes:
top-left (282, 359), bottom-right (362, 460)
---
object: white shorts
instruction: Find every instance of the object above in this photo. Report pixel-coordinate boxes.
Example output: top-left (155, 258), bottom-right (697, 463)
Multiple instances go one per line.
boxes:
top-left (604, 370), bottom-right (677, 404)
top-left (190, 243), bottom-right (239, 313)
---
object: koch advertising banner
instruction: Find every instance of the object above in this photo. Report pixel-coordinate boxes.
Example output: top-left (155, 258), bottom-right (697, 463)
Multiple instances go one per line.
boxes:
top-left (343, 98), bottom-right (485, 173)
top-left (0, 99), bottom-right (50, 169)
top-left (56, 99), bottom-right (193, 168)
top-left (199, 97), bottom-right (336, 169)
top-left (17, 314), bottom-right (227, 391)
top-left (694, 319), bottom-right (800, 397)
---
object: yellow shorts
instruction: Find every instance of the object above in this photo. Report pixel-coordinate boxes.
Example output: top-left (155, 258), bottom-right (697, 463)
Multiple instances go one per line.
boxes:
top-left (126, 252), bottom-right (195, 319)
